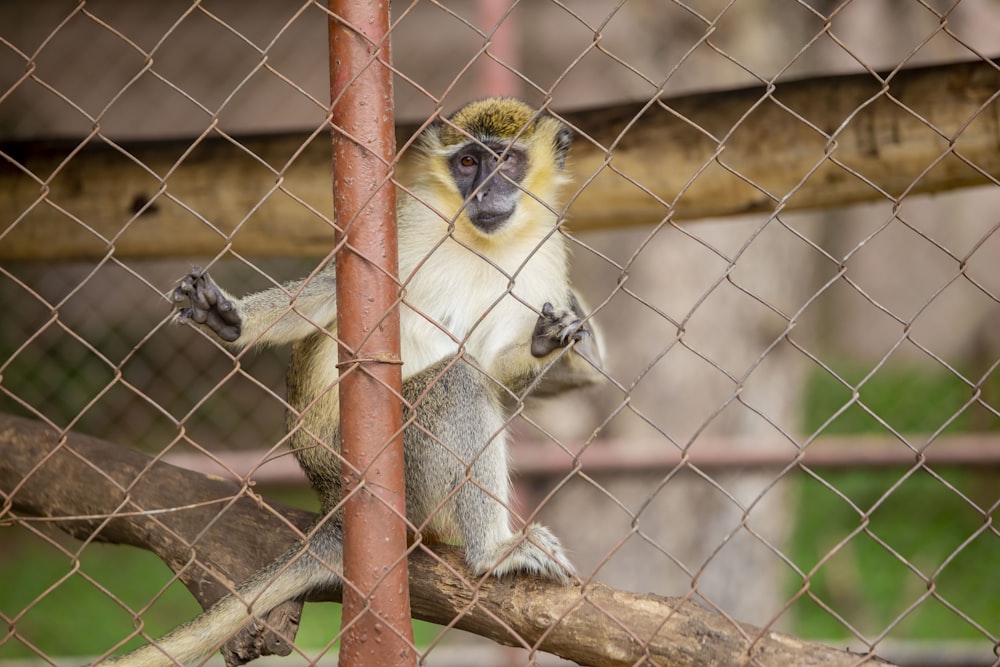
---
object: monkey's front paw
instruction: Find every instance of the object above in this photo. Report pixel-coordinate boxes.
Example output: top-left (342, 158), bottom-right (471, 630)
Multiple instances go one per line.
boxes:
top-left (172, 268), bottom-right (242, 342)
top-left (479, 524), bottom-right (575, 585)
top-left (530, 302), bottom-right (593, 358)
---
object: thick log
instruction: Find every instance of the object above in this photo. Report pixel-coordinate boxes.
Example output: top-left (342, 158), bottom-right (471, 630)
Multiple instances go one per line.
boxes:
top-left (562, 57), bottom-right (1000, 230)
top-left (1, 58), bottom-right (997, 261)
top-left (0, 412), bottom-right (893, 667)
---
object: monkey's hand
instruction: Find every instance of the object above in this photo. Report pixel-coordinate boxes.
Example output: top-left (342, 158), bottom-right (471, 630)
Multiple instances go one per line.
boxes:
top-left (530, 301), bottom-right (601, 370)
top-left (478, 524), bottom-right (575, 585)
top-left (172, 268), bottom-right (242, 342)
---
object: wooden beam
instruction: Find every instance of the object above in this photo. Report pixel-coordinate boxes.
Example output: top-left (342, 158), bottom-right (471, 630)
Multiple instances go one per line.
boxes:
top-left (563, 57), bottom-right (1000, 230)
top-left (1, 58), bottom-right (997, 262)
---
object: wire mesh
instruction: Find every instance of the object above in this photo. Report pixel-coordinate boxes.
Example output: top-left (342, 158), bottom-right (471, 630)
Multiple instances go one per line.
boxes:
top-left (1, 1), bottom-right (998, 666)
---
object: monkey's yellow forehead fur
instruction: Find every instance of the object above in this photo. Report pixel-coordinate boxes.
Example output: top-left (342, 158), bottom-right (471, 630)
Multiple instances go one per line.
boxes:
top-left (439, 98), bottom-right (540, 146)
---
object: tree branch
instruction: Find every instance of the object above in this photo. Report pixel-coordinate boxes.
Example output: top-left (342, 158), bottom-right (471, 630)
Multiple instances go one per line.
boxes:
top-left (0, 412), bottom-right (893, 667)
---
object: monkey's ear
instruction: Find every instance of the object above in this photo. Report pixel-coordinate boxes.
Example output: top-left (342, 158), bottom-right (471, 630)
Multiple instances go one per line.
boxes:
top-left (423, 118), bottom-right (444, 137)
top-left (552, 123), bottom-right (573, 169)
top-left (416, 119), bottom-right (446, 153)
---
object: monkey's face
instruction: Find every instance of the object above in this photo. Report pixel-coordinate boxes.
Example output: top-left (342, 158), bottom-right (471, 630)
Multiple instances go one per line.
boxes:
top-left (448, 141), bottom-right (527, 235)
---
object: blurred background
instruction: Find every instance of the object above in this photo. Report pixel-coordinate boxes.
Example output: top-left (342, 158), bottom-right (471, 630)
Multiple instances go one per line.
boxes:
top-left (1, 1), bottom-right (998, 665)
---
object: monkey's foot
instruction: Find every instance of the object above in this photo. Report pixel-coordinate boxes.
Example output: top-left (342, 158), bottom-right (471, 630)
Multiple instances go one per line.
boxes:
top-left (172, 268), bottom-right (242, 342)
top-left (479, 524), bottom-right (575, 584)
top-left (221, 599), bottom-right (303, 667)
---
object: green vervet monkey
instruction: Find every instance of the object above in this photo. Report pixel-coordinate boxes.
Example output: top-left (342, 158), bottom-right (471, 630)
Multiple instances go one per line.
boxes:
top-left (102, 98), bottom-right (602, 666)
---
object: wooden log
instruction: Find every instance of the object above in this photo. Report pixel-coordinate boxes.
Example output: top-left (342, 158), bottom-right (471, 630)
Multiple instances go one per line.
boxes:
top-left (1, 59), bottom-right (996, 261)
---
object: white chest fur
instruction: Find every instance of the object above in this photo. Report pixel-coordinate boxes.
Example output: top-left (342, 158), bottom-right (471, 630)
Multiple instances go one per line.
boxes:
top-left (398, 224), bottom-right (567, 379)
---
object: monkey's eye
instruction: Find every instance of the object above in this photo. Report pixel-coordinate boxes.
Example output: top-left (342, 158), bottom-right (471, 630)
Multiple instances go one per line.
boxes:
top-left (459, 155), bottom-right (476, 168)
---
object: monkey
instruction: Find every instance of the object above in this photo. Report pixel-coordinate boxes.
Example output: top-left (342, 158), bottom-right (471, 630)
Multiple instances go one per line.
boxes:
top-left (101, 98), bottom-right (603, 666)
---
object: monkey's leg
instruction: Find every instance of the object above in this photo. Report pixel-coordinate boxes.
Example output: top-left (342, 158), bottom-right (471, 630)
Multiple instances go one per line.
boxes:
top-left (403, 358), bottom-right (574, 584)
top-left (101, 524), bottom-right (343, 667)
top-left (454, 426), bottom-right (575, 584)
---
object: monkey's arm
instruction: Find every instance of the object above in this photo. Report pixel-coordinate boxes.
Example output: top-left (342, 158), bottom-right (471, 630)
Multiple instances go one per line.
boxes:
top-left (491, 295), bottom-right (604, 398)
top-left (173, 268), bottom-right (338, 349)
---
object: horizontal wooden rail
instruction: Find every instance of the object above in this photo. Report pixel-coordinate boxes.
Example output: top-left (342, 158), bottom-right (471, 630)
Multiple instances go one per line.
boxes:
top-left (161, 433), bottom-right (1000, 486)
top-left (1, 58), bottom-right (997, 261)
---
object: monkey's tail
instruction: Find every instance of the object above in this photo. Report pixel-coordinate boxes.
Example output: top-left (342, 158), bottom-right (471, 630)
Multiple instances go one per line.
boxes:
top-left (100, 529), bottom-right (343, 666)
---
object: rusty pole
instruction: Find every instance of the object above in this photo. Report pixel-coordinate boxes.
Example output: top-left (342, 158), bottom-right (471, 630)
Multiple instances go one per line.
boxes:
top-left (327, 3), bottom-right (414, 667)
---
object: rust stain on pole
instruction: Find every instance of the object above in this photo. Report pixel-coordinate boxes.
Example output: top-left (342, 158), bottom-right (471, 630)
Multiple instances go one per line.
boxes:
top-left (328, 2), bottom-right (414, 666)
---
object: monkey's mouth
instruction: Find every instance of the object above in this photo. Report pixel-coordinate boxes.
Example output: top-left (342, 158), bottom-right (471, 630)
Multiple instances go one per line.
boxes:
top-left (469, 210), bottom-right (512, 234)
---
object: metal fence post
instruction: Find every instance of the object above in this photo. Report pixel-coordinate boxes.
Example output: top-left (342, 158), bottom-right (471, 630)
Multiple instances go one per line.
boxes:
top-left (327, 3), bottom-right (414, 666)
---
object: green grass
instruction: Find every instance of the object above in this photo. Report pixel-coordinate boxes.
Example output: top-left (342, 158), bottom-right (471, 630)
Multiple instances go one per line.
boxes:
top-left (802, 361), bottom-right (998, 436)
top-left (0, 495), bottom-right (441, 661)
top-left (0, 531), bottom-right (202, 659)
top-left (788, 362), bottom-right (999, 641)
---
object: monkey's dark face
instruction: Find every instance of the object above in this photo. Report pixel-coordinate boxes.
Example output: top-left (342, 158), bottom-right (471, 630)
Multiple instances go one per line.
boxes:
top-left (449, 141), bottom-right (527, 234)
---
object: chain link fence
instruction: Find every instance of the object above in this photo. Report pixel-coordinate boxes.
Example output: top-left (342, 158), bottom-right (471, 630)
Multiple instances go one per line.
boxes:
top-left (2, 1), bottom-right (998, 665)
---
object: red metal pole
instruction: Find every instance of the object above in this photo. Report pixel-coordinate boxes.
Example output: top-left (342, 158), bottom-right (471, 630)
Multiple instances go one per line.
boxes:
top-left (327, 3), bottom-right (414, 667)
